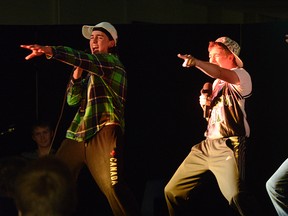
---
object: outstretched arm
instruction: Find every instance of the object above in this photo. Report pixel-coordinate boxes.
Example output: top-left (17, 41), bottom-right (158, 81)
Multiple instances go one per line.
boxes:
top-left (177, 54), bottom-right (240, 84)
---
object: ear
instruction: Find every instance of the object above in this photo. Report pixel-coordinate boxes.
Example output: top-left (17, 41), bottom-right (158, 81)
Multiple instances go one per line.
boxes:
top-left (108, 40), bottom-right (116, 48)
top-left (228, 53), bottom-right (234, 61)
top-left (50, 131), bottom-right (54, 138)
top-left (229, 54), bottom-right (238, 67)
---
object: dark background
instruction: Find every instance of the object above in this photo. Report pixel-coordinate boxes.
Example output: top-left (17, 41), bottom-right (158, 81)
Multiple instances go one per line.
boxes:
top-left (0, 22), bottom-right (288, 215)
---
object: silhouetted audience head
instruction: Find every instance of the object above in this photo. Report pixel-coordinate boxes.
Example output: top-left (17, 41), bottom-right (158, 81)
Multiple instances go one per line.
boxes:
top-left (0, 156), bottom-right (28, 216)
top-left (0, 156), bottom-right (28, 198)
top-left (14, 156), bottom-right (77, 216)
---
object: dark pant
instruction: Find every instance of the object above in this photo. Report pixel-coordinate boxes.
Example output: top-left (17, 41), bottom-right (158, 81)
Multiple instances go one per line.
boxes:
top-left (56, 125), bottom-right (141, 216)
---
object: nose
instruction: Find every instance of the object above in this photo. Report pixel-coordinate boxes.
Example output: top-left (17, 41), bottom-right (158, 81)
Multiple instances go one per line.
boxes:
top-left (91, 37), bottom-right (98, 43)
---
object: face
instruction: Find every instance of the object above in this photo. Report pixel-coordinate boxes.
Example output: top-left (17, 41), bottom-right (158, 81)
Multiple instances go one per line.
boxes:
top-left (208, 46), bottom-right (234, 69)
top-left (32, 126), bottom-right (53, 148)
top-left (89, 30), bottom-right (115, 54)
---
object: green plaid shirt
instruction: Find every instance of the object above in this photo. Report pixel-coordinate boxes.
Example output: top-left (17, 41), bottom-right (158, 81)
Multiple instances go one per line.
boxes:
top-left (51, 46), bottom-right (127, 142)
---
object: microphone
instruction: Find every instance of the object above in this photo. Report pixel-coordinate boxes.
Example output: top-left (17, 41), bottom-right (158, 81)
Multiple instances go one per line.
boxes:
top-left (201, 82), bottom-right (212, 118)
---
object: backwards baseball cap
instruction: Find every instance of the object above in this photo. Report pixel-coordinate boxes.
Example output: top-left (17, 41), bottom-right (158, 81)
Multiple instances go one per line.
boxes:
top-left (215, 36), bottom-right (243, 67)
top-left (82, 22), bottom-right (118, 46)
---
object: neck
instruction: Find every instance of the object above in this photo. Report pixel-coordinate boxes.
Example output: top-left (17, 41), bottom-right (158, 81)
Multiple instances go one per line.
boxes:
top-left (37, 147), bottom-right (51, 157)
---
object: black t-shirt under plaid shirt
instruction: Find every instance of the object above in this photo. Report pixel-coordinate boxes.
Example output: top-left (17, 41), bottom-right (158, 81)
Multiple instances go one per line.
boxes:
top-left (50, 46), bottom-right (127, 142)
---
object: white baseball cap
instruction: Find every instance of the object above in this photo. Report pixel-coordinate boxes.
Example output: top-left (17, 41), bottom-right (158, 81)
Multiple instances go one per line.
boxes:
top-left (82, 22), bottom-right (118, 46)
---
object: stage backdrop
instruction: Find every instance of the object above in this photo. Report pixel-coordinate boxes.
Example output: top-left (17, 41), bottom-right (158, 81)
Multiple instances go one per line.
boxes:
top-left (0, 22), bottom-right (287, 215)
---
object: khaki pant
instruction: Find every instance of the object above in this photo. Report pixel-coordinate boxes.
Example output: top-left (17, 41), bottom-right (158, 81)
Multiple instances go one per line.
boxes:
top-left (164, 137), bottom-right (241, 215)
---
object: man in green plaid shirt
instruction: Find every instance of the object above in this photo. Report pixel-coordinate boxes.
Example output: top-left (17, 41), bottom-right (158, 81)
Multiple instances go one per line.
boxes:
top-left (21, 22), bottom-right (141, 216)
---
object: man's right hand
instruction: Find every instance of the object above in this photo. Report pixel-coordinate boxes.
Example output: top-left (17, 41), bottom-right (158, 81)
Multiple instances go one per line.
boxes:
top-left (20, 44), bottom-right (52, 60)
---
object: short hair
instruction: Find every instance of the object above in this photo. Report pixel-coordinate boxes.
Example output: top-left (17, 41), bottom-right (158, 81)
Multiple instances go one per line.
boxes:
top-left (0, 156), bottom-right (28, 198)
top-left (31, 120), bottom-right (53, 134)
top-left (14, 156), bottom-right (77, 216)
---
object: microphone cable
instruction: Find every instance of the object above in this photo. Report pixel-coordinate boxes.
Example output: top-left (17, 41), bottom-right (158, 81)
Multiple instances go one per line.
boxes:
top-left (48, 67), bottom-right (76, 154)
top-left (48, 49), bottom-right (89, 153)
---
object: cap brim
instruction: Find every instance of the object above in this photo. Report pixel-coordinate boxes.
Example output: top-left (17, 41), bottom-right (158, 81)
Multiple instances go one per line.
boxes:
top-left (82, 25), bottom-right (93, 39)
top-left (233, 53), bottom-right (243, 68)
